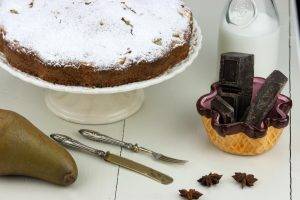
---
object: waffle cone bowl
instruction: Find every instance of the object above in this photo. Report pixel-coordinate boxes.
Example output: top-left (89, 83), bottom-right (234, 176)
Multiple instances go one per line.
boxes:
top-left (201, 117), bottom-right (283, 155)
top-left (197, 78), bottom-right (292, 156)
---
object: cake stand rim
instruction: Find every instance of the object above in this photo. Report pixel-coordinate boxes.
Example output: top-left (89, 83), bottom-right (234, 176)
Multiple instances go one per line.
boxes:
top-left (0, 20), bottom-right (202, 95)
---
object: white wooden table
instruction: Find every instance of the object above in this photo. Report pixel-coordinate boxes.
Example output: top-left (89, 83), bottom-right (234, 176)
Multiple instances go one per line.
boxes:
top-left (0, 0), bottom-right (298, 199)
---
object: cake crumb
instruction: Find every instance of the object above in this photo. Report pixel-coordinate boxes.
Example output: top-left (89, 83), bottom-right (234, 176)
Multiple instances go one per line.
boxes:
top-left (9, 9), bottom-right (19, 14)
top-left (153, 38), bottom-right (162, 46)
top-left (118, 57), bottom-right (126, 65)
top-left (126, 48), bottom-right (132, 54)
top-left (121, 17), bottom-right (133, 27)
top-left (29, 0), bottom-right (34, 8)
top-left (121, 17), bottom-right (134, 35)
top-left (121, 1), bottom-right (136, 14)
top-left (173, 33), bottom-right (181, 38)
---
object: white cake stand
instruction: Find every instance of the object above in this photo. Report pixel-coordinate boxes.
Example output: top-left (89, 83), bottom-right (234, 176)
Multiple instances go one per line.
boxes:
top-left (0, 21), bottom-right (202, 124)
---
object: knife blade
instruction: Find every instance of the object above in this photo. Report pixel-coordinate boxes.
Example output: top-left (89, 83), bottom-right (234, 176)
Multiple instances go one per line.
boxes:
top-left (50, 134), bottom-right (173, 185)
top-left (104, 153), bottom-right (173, 185)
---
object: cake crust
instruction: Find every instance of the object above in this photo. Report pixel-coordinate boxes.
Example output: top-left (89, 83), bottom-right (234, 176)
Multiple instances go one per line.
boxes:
top-left (0, 0), bottom-right (193, 87)
top-left (0, 34), bottom-right (191, 87)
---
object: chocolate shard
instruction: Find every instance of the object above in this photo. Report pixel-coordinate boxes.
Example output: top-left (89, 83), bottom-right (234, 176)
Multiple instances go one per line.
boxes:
top-left (211, 95), bottom-right (235, 124)
top-left (218, 52), bottom-right (254, 121)
top-left (245, 70), bottom-right (288, 128)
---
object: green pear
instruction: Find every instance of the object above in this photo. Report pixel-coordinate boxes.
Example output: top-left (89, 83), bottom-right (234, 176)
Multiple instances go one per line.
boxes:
top-left (0, 109), bottom-right (78, 186)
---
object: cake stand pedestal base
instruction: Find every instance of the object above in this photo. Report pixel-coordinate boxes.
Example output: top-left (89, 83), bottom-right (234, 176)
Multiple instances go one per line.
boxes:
top-left (45, 89), bottom-right (144, 124)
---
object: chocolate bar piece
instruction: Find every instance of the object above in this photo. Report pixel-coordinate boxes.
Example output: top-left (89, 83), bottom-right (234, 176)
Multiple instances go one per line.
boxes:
top-left (245, 70), bottom-right (288, 127)
top-left (217, 88), bottom-right (239, 120)
top-left (211, 95), bottom-right (235, 124)
top-left (218, 87), bottom-right (251, 121)
top-left (218, 52), bottom-right (254, 121)
top-left (219, 52), bottom-right (254, 93)
top-left (240, 106), bottom-right (250, 122)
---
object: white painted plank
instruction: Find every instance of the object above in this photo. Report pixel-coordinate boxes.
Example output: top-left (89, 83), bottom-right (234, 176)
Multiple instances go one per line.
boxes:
top-left (0, 71), bottom-right (124, 200)
top-left (291, 0), bottom-right (300, 198)
top-left (116, 0), bottom-right (291, 200)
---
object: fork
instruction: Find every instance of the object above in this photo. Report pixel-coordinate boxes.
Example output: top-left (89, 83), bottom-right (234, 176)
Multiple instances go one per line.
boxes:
top-left (78, 129), bottom-right (188, 164)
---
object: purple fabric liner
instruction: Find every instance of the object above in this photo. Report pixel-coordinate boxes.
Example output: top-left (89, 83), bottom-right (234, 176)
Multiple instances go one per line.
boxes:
top-left (196, 77), bottom-right (293, 139)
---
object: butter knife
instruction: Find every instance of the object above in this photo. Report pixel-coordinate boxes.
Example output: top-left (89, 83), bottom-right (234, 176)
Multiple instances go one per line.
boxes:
top-left (79, 129), bottom-right (188, 164)
top-left (50, 134), bottom-right (173, 185)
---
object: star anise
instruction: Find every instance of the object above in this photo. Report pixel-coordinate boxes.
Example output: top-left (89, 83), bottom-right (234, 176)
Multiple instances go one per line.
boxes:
top-left (179, 189), bottom-right (203, 200)
top-left (232, 172), bottom-right (258, 188)
top-left (198, 173), bottom-right (223, 187)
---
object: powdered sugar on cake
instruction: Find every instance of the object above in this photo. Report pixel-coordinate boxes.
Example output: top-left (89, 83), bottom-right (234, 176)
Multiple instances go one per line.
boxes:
top-left (0, 0), bottom-right (192, 70)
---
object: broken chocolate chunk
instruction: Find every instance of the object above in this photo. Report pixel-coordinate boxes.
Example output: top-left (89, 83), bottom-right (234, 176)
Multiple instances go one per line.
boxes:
top-left (219, 52), bottom-right (254, 91)
top-left (179, 189), bottom-right (203, 200)
top-left (218, 52), bottom-right (254, 121)
top-left (198, 173), bottom-right (223, 187)
top-left (232, 172), bottom-right (258, 188)
top-left (211, 95), bottom-right (235, 124)
top-left (245, 70), bottom-right (288, 128)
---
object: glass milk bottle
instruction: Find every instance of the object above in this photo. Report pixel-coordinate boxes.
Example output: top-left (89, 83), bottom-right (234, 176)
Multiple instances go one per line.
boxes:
top-left (218, 0), bottom-right (280, 78)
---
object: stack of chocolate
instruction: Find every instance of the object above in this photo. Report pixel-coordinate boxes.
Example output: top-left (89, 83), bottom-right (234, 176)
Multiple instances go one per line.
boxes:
top-left (212, 52), bottom-right (288, 128)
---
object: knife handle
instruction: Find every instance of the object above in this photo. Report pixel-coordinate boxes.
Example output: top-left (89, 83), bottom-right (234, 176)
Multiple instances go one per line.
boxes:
top-left (79, 129), bottom-right (136, 151)
top-left (50, 134), bottom-right (106, 158)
